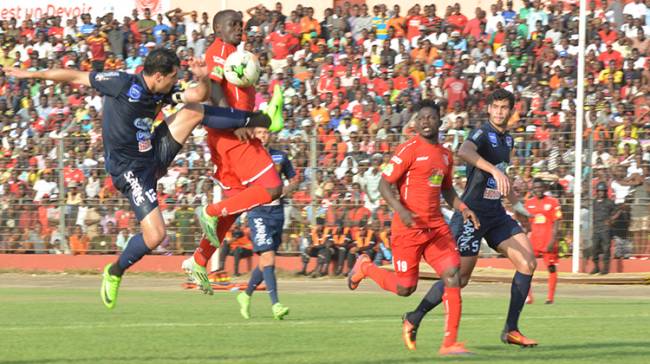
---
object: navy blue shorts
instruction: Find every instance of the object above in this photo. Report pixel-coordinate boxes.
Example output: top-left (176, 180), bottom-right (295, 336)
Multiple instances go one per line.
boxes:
top-left (247, 205), bottom-right (284, 253)
top-left (449, 211), bottom-right (523, 257)
top-left (107, 122), bottom-right (182, 221)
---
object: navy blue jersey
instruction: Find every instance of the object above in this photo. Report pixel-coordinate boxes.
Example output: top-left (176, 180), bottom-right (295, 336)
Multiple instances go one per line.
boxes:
top-left (89, 71), bottom-right (178, 172)
top-left (460, 122), bottom-right (514, 217)
top-left (267, 147), bottom-right (296, 206)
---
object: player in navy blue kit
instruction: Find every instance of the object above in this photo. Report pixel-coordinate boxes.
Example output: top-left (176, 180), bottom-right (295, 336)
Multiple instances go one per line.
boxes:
top-left (6, 48), bottom-right (277, 309)
top-left (235, 127), bottom-right (300, 320)
top-left (401, 89), bottom-right (539, 347)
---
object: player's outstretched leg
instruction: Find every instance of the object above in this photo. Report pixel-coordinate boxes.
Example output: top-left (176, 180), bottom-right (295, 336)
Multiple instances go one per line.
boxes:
top-left (498, 234), bottom-right (538, 347)
top-left (347, 254), bottom-right (372, 290)
top-left (437, 267), bottom-right (471, 356)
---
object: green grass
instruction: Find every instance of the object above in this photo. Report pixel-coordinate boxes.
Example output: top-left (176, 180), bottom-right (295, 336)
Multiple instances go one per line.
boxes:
top-left (1, 283), bottom-right (649, 364)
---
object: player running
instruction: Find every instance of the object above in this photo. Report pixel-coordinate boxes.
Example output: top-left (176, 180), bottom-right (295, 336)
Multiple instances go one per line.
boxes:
top-left (525, 178), bottom-right (562, 305)
top-left (401, 89), bottom-right (539, 347)
top-left (347, 100), bottom-right (479, 355)
top-left (235, 127), bottom-right (300, 320)
top-left (6, 48), bottom-right (281, 309)
top-left (185, 10), bottom-right (288, 295)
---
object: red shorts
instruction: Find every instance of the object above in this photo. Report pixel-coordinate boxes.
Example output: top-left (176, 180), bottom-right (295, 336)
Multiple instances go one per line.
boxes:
top-left (391, 225), bottom-right (460, 288)
top-left (206, 130), bottom-right (281, 190)
top-left (534, 249), bottom-right (558, 266)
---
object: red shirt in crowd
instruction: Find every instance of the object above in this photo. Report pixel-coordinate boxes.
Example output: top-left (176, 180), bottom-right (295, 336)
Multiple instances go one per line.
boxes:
top-left (443, 77), bottom-right (469, 107)
top-left (525, 195), bottom-right (561, 253)
top-left (265, 31), bottom-right (297, 60)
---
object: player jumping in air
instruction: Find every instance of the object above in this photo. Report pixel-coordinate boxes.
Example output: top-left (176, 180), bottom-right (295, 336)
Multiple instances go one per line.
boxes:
top-left (185, 10), bottom-right (288, 297)
top-left (6, 48), bottom-right (281, 309)
top-left (401, 89), bottom-right (539, 347)
top-left (525, 178), bottom-right (562, 305)
top-left (347, 99), bottom-right (479, 355)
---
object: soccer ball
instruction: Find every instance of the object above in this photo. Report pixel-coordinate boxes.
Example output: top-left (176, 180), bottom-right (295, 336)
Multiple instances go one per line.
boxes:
top-left (224, 50), bottom-right (261, 88)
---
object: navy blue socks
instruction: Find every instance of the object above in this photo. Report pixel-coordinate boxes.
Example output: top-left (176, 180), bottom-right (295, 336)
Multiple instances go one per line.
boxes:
top-left (110, 233), bottom-right (151, 277)
top-left (263, 266), bottom-right (279, 305)
top-left (245, 267), bottom-right (264, 296)
top-left (201, 105), bottom-right (270, 129)
top-left (506, 271), bottom-right (533, 332)
top-left (406, 279), bottom-right (445, 326)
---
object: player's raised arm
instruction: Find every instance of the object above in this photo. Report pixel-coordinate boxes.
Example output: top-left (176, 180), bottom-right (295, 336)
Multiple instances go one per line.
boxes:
top-left (458, 139), bottom-right (510, 196)
top-left (5, 67), bottom-right (91, 87)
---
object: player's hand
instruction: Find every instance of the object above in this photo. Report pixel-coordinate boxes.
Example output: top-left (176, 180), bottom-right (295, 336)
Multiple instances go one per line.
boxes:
top-left (491, 168), bottom-right (510, 197)
top-left (188, 58), bottom-right (208, 80)
top-left (397, 208), bottom-right (416, 227)
top-left (5, 67), bottom-right (34, 79)
top-left (461, 207), bottom-right (480, 229)
top-left (234, 127), bottom-right (255, 141)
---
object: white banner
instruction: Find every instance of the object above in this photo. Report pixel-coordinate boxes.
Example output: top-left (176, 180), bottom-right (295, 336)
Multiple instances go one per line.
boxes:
top-left (0, 0), bottom-right (170, 22)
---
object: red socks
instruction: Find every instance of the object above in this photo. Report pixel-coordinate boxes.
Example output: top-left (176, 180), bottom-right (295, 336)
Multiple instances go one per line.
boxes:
top-left (548, 270), bottom-right (557, 302)
top-left (363, 262), bottom-right (398, 294)
top-left (442, 287), bottom-right (462, 347)
top-left (192, 214), bottom-right (238, 267)
top-left (206, 185), bottom-right (272, 217)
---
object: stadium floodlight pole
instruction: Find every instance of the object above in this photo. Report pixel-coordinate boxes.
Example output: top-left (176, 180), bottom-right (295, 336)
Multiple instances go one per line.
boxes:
top-left (572, 0), bottom-right (587, 273)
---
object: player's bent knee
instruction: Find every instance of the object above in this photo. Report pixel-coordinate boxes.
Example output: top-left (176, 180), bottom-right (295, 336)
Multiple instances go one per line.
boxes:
top-left (459, 275), bottom-right (471, 288)
top-left (143, 229), bottom-right (167, 248)
top-left (396, 285), bottom-right (417, 297)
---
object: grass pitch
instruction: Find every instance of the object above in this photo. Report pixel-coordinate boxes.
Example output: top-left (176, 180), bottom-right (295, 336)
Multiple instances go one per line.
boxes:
top-left (1, 274), bottom-right (649, 364)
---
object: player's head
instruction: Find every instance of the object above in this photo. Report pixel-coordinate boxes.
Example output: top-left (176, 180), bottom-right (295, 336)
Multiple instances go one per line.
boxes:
top-left (142, 48), bottom-right (180, 94)
top-left (414, 99), bottom-right (441, 141)
top-left (254, 127), bottom-right (270, 146)
top-left (532, 178), bottom-right (546, 199)
top-left (213, 10), bottom-right (243, 45)
top-left (486, 88), bottom-right (515, 128)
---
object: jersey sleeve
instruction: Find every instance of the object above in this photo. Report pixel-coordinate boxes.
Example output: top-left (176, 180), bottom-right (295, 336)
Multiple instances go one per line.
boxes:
top-left (550, 198), bottom-right (562, 222)
top-left (466, 127), bottom-right (488, 150)
top-left (89, 71), bottom-right (131, 98)
top-left (441, 150), bottom-right (454, 190)
top-left (382, 142), bottom-right (414, 184)
top-left (205, 44), bottom-right (226, 83)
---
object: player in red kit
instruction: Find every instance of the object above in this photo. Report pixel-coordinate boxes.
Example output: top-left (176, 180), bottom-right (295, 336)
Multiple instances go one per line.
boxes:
top-left (525, 178), bottom-right (562, 304)
top-left (188, 10), bottom-right (286, 294)
top-left (347, 100), bottom-right (479, 355)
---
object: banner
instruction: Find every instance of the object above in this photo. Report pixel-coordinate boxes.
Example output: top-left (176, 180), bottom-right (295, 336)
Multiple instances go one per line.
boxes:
top-left (0, 0), bottom-right (170, 22)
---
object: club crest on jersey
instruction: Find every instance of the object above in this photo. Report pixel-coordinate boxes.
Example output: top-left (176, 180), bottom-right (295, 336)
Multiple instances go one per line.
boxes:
top-left (488, 132), bottom-right (498, 147)
top-left (505, 136), bottom-right (513, 148)
top-left (487, 177), bottom-right (497, 189)
top-left (127, 83), bottom-right (143, 101)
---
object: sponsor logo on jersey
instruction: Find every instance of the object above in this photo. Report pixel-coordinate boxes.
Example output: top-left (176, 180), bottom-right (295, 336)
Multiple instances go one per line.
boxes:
top-left (124, 171), bottom-right (145, 206)
top-left (127, 83), bottom-right (144, 102)
top-left (211, 65), bottom-right (224, 79)
top-left (253, 217), bottom-right (272, 246)
top-left (133, 118), bottom-right (153, 152)
top-left (391, 155), bottom-right (403, 164)
top-left (429, 171), bottom-right (444, 187)
top-left (505, 135), bottom-right (513, 148)
top-left (488, 132), bottom-right (498, 147)
top-left (487, 177), bottom-right (497, 189)
top-left (416, 156), bottom-right (429, 161)
top-left (94, 71), bottom-right (119, 81)
top-left (544, 203), bottom-right (552, 211)
top-left (483, 188), bottom-right (501, 200)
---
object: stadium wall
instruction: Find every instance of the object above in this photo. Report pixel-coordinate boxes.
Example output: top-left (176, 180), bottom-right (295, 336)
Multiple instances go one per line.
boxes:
top-left (2, 254), bottom-right (649, 274)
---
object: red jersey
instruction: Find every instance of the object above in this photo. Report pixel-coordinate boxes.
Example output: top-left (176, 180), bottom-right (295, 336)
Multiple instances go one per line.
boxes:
top-left (86, 35), bottom-right (108, 61)
top-left (205, 37), bottom-right (255, 111)
top-left (382, 136), bottom-right (453, 232)
top-left (525, 195), bottom-right (562, 252)
top-left (265, 31), bottom-right (296, 60)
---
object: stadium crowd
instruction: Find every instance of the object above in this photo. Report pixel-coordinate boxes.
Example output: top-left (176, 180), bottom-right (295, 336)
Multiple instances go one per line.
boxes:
top-left (0, 0), bottom-right (648, 275)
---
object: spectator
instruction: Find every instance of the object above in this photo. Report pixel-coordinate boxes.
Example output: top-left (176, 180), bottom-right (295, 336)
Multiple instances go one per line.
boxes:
top-left (69, 225), bottom-right (89, 255)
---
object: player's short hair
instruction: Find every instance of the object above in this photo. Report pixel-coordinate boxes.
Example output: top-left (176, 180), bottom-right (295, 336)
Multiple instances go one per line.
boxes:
top-left (415, 99), bottom-right (441, 124)
top-left (486, 88), bottom-right (515, 109)
top-left (143, 48), bottom-right (180, 76)
top-left (415, 99), bottom-right (440, 117)
top-left (213, 10), bottom-right (240, 32)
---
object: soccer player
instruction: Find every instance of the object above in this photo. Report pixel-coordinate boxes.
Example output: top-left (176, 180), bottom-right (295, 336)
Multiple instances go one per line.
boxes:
top-left (187, 10), bottom-right (287, 294)
top-left (525, 178), bottom-right (562, 305)
top-left (6, 48), bottom-right (279, 309)
top-left (236, 127), bottom-right (299, 320)
top-left (402, 89), bottom-right (539, 347)
top-left (347, 99), bottom-right (479, 355)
